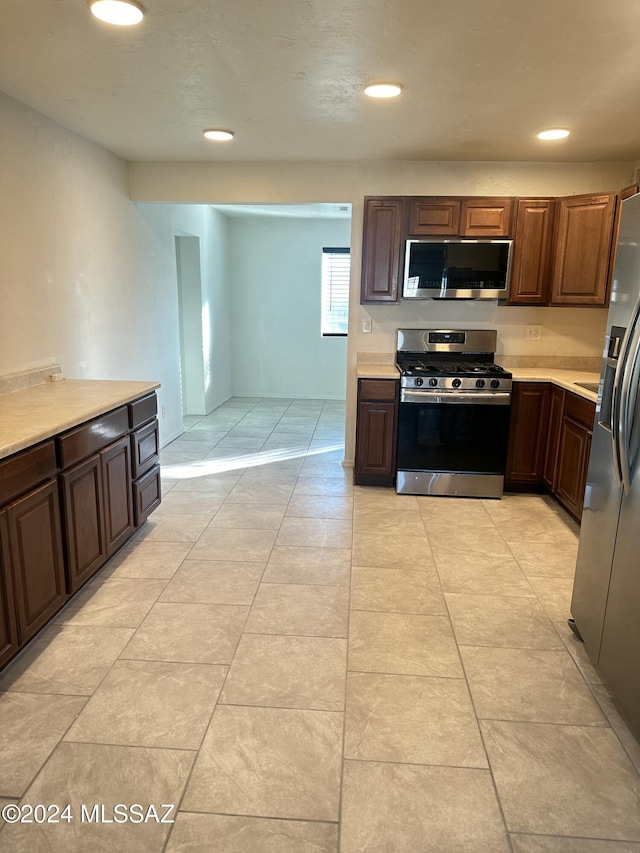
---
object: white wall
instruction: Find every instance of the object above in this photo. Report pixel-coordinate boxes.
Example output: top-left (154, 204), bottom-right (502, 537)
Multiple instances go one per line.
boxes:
top-left (203, 208), bottom-right (233, 412)
top-left (227, 216), bottom-right (349, 398)
top-left (0, 90), bottom-right (184, 445)
top-left (135, 203), bottom-right (233, 422)
top-left (175, 235), bottom-right (206, 414)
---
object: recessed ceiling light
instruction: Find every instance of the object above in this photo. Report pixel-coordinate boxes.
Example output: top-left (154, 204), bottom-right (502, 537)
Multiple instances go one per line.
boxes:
top-left (89, 0), bottom-right (144, 25)
top-left (537, 128), bottom-right (571, 140)
top-left (364, 83), bottom-right (402, 99)
top-left (203, 129), bottom-right (234, 141)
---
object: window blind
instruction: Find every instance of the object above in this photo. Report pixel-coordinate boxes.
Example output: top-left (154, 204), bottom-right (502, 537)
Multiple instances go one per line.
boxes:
top-left (321, 247), bottom-right (350, 336)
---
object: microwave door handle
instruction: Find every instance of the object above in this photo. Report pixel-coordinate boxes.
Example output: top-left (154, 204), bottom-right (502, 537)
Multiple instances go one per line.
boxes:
top-left (616, 296), bottom-right (640, 493)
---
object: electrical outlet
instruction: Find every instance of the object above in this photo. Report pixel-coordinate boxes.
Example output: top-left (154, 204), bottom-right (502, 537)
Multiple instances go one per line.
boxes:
top-left (161, 405), bottom-right (167, 418)
top-left (525, 324), bottom-right (542, 341)
top-left (362, 318), bottom-right (372, 334)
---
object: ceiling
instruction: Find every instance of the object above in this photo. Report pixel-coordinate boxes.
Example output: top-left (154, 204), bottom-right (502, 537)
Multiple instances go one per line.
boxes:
top-left (2, 0), bottom-right (640, 163)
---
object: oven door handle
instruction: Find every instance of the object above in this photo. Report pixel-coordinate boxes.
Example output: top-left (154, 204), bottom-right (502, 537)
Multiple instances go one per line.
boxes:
top-left (400, 390), bottom-right (512, 406)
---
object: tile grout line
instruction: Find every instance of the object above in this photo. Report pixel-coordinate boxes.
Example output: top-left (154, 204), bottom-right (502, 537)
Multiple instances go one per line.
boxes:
top-left (424, 510), bottom-right (516, 853)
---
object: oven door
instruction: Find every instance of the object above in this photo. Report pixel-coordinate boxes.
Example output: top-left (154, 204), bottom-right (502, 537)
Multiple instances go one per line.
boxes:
top-left (396, 389), bottom-right (511, 497)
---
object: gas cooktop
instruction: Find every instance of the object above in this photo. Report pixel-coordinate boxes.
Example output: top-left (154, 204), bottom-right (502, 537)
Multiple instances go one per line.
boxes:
top-left (396, 328), bottom-right (512, 392)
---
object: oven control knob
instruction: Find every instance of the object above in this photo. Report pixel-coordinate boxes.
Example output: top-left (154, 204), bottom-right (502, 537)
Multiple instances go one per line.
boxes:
top-left (476, 379), bottom-right (485, 388)
top-left (429, 378), bottom-right (438, 387)
top-left (452, 378), bottom-right (462, 388)
top-left (490, 379), bottom-right (500, 389)
top-left (415, 378), bottom-right (423, 386)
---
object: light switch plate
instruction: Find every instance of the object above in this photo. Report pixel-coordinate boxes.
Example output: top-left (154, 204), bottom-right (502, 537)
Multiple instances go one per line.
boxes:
top-left (362, 318), bottom-right (372, 334)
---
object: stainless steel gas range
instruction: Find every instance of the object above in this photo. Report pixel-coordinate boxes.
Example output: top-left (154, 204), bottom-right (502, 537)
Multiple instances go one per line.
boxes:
top-left (395, 329), bottom-right (512, 498)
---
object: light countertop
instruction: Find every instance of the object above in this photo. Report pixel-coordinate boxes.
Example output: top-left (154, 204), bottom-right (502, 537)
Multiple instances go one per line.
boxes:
top-left (356, 364), bottom-right (400, 380)
top-left (0, 379), bottom-right (160, 461)
top-left (509, 368), bottom-right (599, 402)
top-left (356, 363), bottom-right (600, 402)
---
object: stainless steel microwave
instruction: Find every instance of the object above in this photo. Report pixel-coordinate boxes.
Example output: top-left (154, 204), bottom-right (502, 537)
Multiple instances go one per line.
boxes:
top-left (402, 238), bottom-right (513, 300)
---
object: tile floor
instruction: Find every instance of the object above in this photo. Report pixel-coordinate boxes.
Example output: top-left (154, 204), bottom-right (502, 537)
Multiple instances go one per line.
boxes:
top-left (1, 396), bottom-right (640, 851)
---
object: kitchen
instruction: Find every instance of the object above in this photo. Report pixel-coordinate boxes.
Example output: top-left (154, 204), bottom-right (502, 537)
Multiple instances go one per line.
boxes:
top-left (3, 0), bottom-right (640, 849)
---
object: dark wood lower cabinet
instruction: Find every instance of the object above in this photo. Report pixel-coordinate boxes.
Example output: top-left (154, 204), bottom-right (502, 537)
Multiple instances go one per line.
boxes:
top-left (101, 437), bottom-right (134, 556)
top-left (543, 386), bottom-right (565, 490)
top-left (61, 454), bottom-right (107, 593)
top-left (354, 379), bottom-right (399, 486)
top-left (555, 416), bottom-right (593, 521)
top-left (0, 524), bottom-right (18, 667)
top-left (1, 481), bottom-right (66, 644)
top-left (506, 381), bottom-right (595, 521)
top-left (0, 392), bottom-right (161, 673)
top-left (505, 383), bottom-right (550, 487)
top-left (133, 464), bottom-right (161, 526)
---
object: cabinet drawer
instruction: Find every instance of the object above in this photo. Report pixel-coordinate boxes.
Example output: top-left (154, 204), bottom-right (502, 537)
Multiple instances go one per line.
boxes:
top-left (359, 379), bottom-right (398, 402)
top-left (407, 198), bottom-right (461, 236)
top-left (133, 464), bottom-right (161, 527)
top-left (460, 198), bottom-right (514, 237)
top-left (58, 407), bottom-right (129, 469)
top-left (129, 393), bottom-right (158, 429)
top-left (565, 392), bottom-right (596, 429)
top-left (0, 441), bottom-right (57, 507)
top-left (131, 419), bottom-right (160, 479)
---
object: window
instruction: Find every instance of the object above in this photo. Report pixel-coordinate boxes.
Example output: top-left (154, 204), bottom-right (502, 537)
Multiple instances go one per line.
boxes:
top-left (321, 247), bottom-right (350, 336)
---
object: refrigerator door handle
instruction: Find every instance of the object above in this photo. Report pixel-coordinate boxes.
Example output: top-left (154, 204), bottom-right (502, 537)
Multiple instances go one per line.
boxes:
top-left (617, 296), bottom-right (640, 493)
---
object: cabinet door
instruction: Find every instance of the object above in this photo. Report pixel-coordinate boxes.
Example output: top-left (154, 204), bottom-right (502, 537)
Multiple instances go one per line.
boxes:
top-left (543, 386), bottom-right (565, 490)
top-left (0, 512), bottom-right (19, 667)
top-left (555, 416), bottom-right (592, 520)
top-left (505, 383), bottom-right (550, 485)
top-left (550, 192), bottom-right (617, 305)
top-left (407, 198), bottom-right (461, 236)
top-left (101, 437), bottom-right (134, 557)
top-left (61, 454), bottom-right (107, 593)
top-left (361, 198), bottom-right (405, 303)
top-left (508, 199), bottom-right (556, 305)
top-left (354, 402), bottom-right (398, 485)
top-left (2, 481), bottom-right (66, 644)
top-left (460, 198), bottom-right (514, 237)
top-left (354, 381), bottom-right (399, 486)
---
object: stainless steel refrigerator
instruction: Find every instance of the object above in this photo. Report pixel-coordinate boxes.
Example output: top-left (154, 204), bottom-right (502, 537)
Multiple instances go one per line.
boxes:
top-left (571, 191), bottom-right (640, 733)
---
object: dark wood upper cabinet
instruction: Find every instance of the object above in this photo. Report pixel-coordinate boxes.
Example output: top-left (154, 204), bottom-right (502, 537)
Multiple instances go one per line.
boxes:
top-left (550, 192), bottom-right (618, 306)
top-left (406, 196), bottom-right (513, 238)
top-left (460, 197), bottom-right (514, 237)
top-left (361, 197), bottom-right (405, 303)
top-left (619, 183), bottom-right (639, 200)
top-left (507, 199), bottom-right (556, 305)
top-left (407, 198), bottom-right (461, 236)
top-left (360, 191), bottom-right (621, 307)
